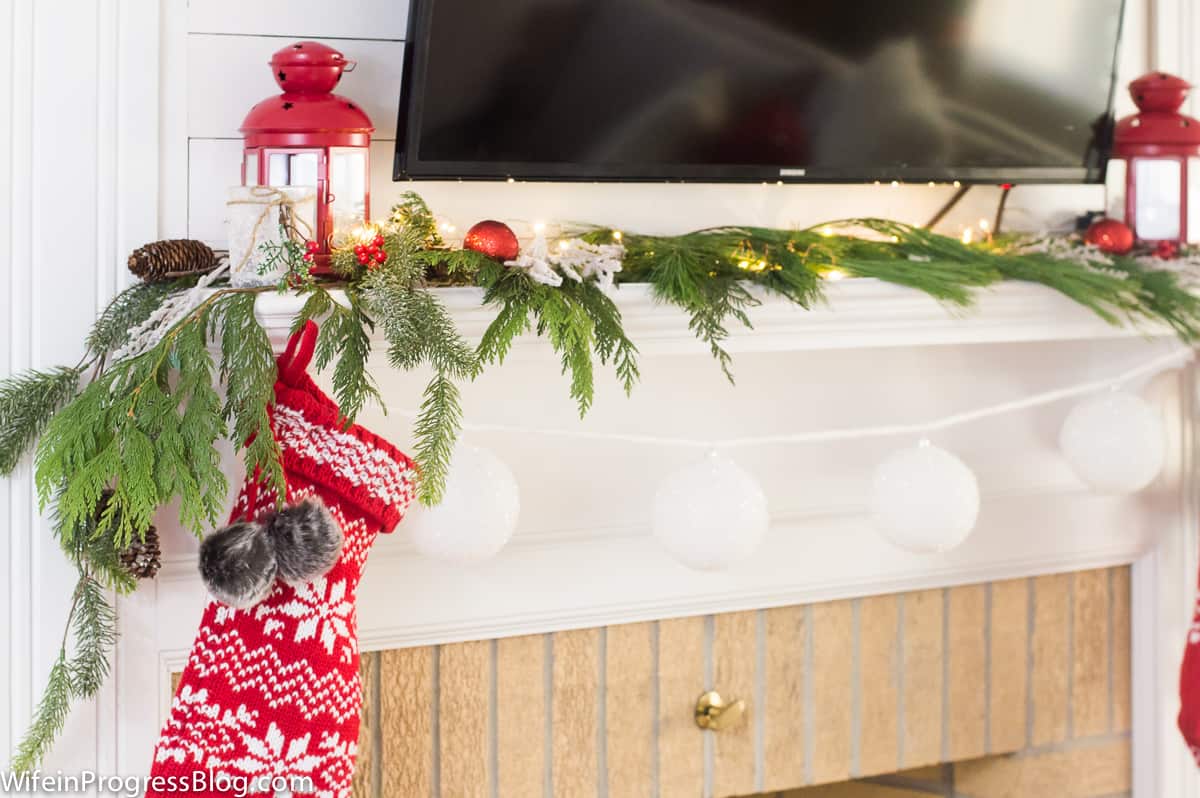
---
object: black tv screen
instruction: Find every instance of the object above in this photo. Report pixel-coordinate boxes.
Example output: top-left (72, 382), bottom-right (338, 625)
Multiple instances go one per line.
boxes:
top-left (396, 0), bottom-right (1125, 183)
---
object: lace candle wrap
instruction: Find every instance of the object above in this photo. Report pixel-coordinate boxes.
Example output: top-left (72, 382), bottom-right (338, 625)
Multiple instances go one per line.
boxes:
top-left (147, 322), bottom-right (417, 798)
top-left (226, 186), bottom-right (318, 288)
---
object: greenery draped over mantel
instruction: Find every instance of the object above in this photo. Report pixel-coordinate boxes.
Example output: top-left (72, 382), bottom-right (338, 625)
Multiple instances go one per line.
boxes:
top-left (3, 192), bottom-right (1200, 769)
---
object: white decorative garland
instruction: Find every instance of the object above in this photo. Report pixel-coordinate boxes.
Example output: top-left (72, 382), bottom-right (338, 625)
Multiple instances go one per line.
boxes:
top-left (504, 231), bottom-right (624, 290)
top-left (110, 261), bottom-right (231, 362)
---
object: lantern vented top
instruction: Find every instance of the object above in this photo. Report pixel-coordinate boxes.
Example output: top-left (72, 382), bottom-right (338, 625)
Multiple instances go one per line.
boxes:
top-left (1115, 72), bottom-right (1200, 153)
top-left (1129, 72), bottom-right (1191, 114)
top-left (269, 41), bottom-right (356, 94)
top-left (242, 40), bottom-right (373, 144)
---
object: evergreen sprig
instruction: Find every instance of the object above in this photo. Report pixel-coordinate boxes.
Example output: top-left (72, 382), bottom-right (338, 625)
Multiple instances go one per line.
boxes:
top-left (36, 291), bottom-right (274, 548)
top-left (11, 563), bottom-right (118, 773)
top-left (0, 367), bottom-right (81, 476)
top-left (86, 279), bottom-right (191, 358)
top-left (1, 278), bottom-right (198, 477)
top-left (474, 259), bottom-right (640, 418)
top-left (323, 191), bottom-right (485, 503)
top-left (12, 655), bottom-right (72, 772)
top-left (291, 286), bottom-right (384, 426)
top-left (619, 236), bottom-right (757, 382)
top-left (214, 293), bottom-right (284, 498)
top-left (67, 574), bottom-right (118, 696)
top-left (361, 266), bottom-right (478, 504)
top-left (570, 279), bottom-right (639, 395)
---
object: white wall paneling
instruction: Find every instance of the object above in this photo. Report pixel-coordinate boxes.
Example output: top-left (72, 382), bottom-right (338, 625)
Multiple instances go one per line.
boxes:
top-left (28, 0), bottom-right (102, 776)
top-left (187, 0), bottom-right (409, 41)
top-left (159, 0), bottom-right (189, 239)
top-left (186, 34), bottom-right (404, 140)
top-left (2, 0), bottom-right (35, 772)
top-left (1, 0), bottom-right (162, 776)
top-left (1152, 0), bottom-right (1200, 114)
top-left (186, 137), bottom-right (242, 245)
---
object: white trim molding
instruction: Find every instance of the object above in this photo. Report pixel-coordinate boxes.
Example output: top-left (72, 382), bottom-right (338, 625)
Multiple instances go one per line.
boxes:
top-left (1132, 361), bottom-right (1200, 798)
top-left (253, 280), bottom-right (1173, 354)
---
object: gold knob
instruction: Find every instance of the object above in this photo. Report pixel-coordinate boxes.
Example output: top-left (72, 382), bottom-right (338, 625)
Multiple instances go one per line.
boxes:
top-left (694, 690), bottom-right (746, 731)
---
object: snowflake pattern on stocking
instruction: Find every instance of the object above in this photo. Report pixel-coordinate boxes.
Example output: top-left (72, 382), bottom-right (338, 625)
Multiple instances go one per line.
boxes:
top-left (257, 576), bottom-right (356, 663)
top-left (228, 722), bottom-right (323, 793)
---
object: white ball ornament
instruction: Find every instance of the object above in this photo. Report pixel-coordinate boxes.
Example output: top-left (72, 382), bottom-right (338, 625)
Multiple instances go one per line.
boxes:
top-left (404, 444), bottom-right (520, 562)
top-left (870, 441), bottom-right (980, 554)
top-left (653, 451), bottom-right (769, 571)
top-left (1059, 391), bottom-right (1165, 494)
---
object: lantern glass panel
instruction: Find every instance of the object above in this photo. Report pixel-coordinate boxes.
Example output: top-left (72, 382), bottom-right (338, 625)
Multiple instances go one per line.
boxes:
top-left (1134, 158), bottom-right (1182, 240)
top-left (244, 152), bottom-right (260, 187)
top-left (329, 147), bottom-right (367, 235)
top-left (1105, 158), bottom-right (1126, 222)
top-left (267, 151), bottom-right (320, 188)
top-left (1190, 158), bottom-right (1200, 244)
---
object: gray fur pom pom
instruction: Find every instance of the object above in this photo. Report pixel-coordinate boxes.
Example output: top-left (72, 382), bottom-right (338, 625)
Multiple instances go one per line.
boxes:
top-left (268, 497), bottom-right (343, 586)
top-left (198, 521), bottom-right (278, 609)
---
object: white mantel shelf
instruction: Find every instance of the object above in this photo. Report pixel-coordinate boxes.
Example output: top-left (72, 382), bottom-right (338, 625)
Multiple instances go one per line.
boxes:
top-left (250, 278), bottom-right (1174, 353)
top-left (141, 278), bottom-right (1189, 651)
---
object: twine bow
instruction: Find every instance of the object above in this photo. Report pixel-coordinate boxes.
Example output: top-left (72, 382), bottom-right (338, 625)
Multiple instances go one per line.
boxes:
top-left (227, 186), bottom-right (316, 274)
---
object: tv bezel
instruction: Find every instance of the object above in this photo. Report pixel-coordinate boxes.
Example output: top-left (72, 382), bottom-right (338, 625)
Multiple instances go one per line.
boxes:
top-left (394, 0), bottom-right (1124, 185)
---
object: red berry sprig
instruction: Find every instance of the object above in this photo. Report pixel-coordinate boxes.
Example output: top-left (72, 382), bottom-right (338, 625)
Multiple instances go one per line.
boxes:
top-left (1154, 240), bottom-right (1179, 260)
top-left (354, 235), bottom-right (388, 270)
top-left (302, 239), bottom-right (319, 264)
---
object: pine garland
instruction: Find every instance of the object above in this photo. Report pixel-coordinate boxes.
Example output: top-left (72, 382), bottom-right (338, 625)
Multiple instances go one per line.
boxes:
top-left (9, 194), bottom-right (1200, 769)
top-left (360, 261), bottom-right (480, 503)
top-left (476, 258), bottom-right (639, 411)
top-left (34, 290), bottom-right (273, 550)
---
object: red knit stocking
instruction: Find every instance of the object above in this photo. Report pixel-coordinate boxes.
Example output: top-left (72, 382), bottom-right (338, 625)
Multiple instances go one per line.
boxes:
top-left (147, 322), bottom-right (416, 797)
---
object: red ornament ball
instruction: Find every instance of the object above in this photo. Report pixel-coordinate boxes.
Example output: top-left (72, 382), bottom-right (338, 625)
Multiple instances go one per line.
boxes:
top-left (463, 220), bottom-right (520, 261)
top-left (1084, 218), bottom-right (1134, 255)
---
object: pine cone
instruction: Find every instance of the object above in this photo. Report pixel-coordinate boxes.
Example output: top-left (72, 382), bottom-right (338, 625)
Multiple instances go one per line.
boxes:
top-left (96, 489), bottom-right (162, 579)
top-left (128, 239), bottom-right (216, 283)
top-left (119, 525), bottom-right (161, 580)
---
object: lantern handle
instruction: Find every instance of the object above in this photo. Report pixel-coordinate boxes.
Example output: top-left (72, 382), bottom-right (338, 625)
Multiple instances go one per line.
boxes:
top-left (342, 60), bottom-right (357, 73)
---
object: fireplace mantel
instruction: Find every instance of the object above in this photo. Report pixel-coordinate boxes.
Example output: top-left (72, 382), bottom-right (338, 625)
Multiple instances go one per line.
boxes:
top-left (252, 279), bottom-right (1173, 353)
top-left (121, 280), bottom-right (1198, 796)
top-left (144, 280), bottom-right (1191, 654)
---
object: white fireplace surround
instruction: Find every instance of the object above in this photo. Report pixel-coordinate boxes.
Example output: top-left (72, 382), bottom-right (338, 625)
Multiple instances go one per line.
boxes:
top-left (3, 1), bottom-right (1200, 797)
top-left (126, 284), bottom-right (1197, 798)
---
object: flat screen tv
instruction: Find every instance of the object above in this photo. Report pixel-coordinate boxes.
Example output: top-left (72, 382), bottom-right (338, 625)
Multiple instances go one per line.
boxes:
top-left (395, 0), bottom-right (1126, 184)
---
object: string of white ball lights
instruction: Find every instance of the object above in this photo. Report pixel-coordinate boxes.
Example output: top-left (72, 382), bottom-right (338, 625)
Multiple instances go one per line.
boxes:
top-left (395, 347), bottom-right (1191, 569)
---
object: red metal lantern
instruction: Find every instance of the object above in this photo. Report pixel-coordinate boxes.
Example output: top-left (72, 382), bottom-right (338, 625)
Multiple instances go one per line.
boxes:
top-left (241, 41), bottom-right (374, 271)
top-left (1108, 72), bottom-right (1200, 246)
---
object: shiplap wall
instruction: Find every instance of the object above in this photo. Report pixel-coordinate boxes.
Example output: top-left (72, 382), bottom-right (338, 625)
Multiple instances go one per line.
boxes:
top-left (344, 567), bottom-right (1131, 798)
top-left (176, 0), bottom-right (1156, 249)
top-left (1, 0), bottom-right (160, 777)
